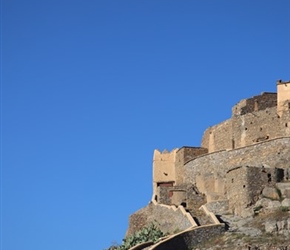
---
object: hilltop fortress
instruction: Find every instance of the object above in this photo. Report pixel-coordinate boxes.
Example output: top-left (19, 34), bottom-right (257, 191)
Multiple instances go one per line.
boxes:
top-left (151, 79), bottom-right (290, 214)
top-left (125, 79), bottom-right (290, 249)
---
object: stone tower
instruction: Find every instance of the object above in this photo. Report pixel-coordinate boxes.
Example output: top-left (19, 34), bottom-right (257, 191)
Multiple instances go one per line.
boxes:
top-left (277, 79), bottom-right (290, 117)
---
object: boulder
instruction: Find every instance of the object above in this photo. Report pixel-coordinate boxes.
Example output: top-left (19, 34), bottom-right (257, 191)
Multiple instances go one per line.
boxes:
top-left (262, 187), bottom-right (280, 200)
top-left (265, 220), bottom-right (277, 233)
top-left (281, 198), bottom-right (290, 207)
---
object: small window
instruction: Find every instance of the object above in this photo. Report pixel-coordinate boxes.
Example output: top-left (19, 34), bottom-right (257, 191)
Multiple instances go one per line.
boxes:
top-left (260, 127), bottom-right (263, 131)
top-left (268, 174), bottom-right (272, 183)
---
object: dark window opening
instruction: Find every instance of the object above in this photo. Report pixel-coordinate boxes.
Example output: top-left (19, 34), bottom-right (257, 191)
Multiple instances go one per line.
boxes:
top-left (286, 123), bottom-right (288, 127)
top-left (245, 127), bottom-right (248, 130)
top-left (181, 202), bottom-right (187, 208)
top-left (157, 182), bottom-right (174, 187)
top-left (276, 169), bottom-right (284, 182)
top-left (260, 127), bottom-right (263, 131)
top-left (268, 174), bottom-right (272, 183)
top-left (243, 185), bottom-right (246, 188)
top-left (231, 178), bottom-right (234, 183)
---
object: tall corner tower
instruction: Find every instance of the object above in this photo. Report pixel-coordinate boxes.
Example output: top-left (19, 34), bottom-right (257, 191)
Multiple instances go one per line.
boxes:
top-left (277, 80), bottom-right (290, 117)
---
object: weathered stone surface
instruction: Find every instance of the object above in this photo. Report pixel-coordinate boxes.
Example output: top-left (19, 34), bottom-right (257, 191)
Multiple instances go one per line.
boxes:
top-left (276, 182), bottom-right (290, 199)
top-left (126, 202), bottom-right (194, 237)
top-left (204, 200), bottom-right (229, 215)
top-left (255, 197), bottom-right (271, 207)
top-left (149, 224), bottom-right (225, 250)
top-left (281, 198), bottom-right (290, 207)
top-left (184, 138), bottom-right (290, 216)
top-left (262, 187), bottom-right (280, 200)
top-left (267, 200), bottom-right (281, 209)
top-left (264, 220), bottom-right (277, 233)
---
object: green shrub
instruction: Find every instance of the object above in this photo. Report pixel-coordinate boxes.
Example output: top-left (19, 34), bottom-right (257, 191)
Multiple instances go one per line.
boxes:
top-left (105, 223), bottom-right (165, 250)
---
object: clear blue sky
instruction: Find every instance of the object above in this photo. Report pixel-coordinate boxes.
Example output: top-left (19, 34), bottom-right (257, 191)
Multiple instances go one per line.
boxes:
top-left (2, 1), bottom-right (289, 249)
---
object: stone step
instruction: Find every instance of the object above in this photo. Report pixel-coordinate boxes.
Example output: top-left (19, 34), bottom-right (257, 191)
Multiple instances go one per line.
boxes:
top-left (187, 209), bottom-right (213, 226)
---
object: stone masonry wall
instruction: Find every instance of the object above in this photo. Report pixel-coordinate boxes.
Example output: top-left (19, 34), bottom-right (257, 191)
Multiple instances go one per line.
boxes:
top-left (150, 224), bottom-right (225, 250)
top-left (126, 203), bottom-right (193, 237)
top-left (232, 107), bottom-right (290, 149)
top-left (157, 184), bottom-right (206, 210)
top-left (202, 93), bottom-right (290, 153)
top-left (225, 166), bottom-right (276, 215)
top-left (232, 92), bottom-right (277, 116)
top-left (175, 147), bottom-right (208, 185)
top-left (184, 137), bottom-right (290, 197)
top-left (201, 119), bottom-right (232, 153)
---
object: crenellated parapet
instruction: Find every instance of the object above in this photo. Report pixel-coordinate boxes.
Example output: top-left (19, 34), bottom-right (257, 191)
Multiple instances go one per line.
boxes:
top-left (152, 147), bottom-right (208, 203)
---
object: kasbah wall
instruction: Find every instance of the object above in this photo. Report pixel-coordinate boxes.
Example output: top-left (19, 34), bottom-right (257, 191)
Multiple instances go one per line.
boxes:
top-left (152, 79), bottom-right (290, 216)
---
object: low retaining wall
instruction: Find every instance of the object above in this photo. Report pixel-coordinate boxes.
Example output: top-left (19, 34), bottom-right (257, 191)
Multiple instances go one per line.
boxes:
top-left (126, 202), bottom-right (197, 236)
top-left (129, 241), bottom-right (154, 250)
top-left (148, 224), bottom-right (225, 250)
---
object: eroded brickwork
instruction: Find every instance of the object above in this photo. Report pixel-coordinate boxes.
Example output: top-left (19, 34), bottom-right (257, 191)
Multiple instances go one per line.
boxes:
top-left (232, 92), bottom-right (277, 116)
top-left (225, 166), bottom-right (278, 215)
top-left (202, 105), bottom-right (290, 152)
